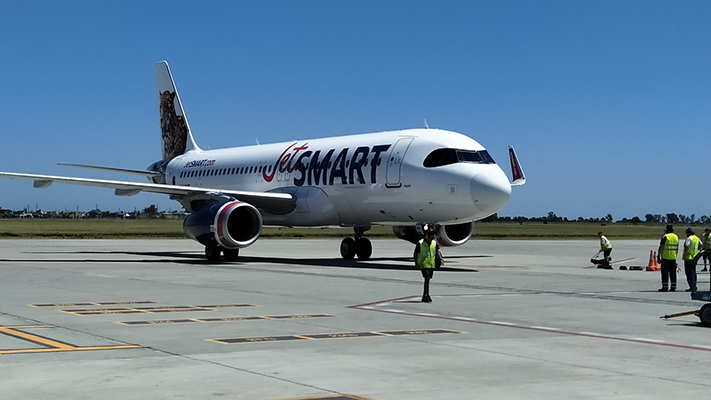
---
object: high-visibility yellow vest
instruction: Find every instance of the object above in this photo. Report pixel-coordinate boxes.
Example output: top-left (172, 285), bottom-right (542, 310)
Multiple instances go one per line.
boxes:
top-left (601, 236), bottom-right (612, 250)
top-left (417, 239), bottom-right (436, 269)
top-left (702, 233), bottom-right (711, 251)
top-left (684, 235), bottom-right (700, 261)
top-left (661, 233), bottom-right (679, 260)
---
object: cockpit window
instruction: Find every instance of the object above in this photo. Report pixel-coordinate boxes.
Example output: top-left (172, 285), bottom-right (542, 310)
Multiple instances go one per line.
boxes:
top-left (423, 148), bottom-right (495, 168)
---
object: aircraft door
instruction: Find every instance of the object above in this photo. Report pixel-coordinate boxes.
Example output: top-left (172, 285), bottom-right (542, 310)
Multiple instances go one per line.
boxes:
top-left (385, 138), bottom-right (413, 188)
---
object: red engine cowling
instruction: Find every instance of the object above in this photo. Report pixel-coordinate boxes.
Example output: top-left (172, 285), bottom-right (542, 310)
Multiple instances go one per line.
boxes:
top-left (183, 200), bottom-right (263, 249)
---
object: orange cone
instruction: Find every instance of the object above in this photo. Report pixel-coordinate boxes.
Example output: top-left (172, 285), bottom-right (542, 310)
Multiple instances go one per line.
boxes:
top-left (646, 250), bottom-right (660, 271)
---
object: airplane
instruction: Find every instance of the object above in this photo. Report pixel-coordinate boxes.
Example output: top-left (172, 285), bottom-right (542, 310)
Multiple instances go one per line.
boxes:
top-left (0, 61), bottom-right (526, 262)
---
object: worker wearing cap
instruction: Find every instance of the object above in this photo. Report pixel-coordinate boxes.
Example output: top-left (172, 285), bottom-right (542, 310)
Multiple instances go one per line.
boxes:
top-left (683, 228), bottom-right (702, 292)
top-left (701, 228), bottom-right (711, 272)
top-left (598, 232), bottom-right (612, 269)
top-left (413, 225), bottom-right (442, 303)
top-left (657, 225), bottom-right (679, 292)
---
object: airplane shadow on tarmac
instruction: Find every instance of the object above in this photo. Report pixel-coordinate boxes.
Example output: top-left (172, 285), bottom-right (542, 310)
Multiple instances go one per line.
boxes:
top-left (12, 250), bottom-right (485, 272)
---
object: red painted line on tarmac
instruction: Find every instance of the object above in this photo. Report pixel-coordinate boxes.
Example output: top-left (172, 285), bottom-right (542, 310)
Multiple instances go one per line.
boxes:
top-left (349, 296), bottom-right (711, 353)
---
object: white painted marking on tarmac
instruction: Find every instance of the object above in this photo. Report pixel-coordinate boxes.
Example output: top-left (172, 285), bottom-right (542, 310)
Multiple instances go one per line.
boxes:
top-left (580, 332), bottom-right (605, 336)
top-left (360, 306), bottom-right (374, 310)
top-left (692, 344), bottom-right (711, 350)
top-left (531, 326), bottom-right (562, 331)
top-left (453, 317), bottom-right (477, 321)
top-left (382, 309), bottom-right (405, 313)
top-left (415, 313), bottom-right (437, 317)
top-left (631, 338), bottom-right (666, 343)
top-left (489, 321), bottom-right (517, 326)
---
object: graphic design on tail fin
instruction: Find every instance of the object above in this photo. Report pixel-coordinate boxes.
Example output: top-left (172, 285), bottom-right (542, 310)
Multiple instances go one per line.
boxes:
top-left (155, 61), bottom-right (201, 160)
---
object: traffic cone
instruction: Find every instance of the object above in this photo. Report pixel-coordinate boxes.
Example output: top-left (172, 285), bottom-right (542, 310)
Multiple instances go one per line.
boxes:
top-left (653, 251), bottom-right (660, 270)
top-left (646, 250), bottom-right (660, 271)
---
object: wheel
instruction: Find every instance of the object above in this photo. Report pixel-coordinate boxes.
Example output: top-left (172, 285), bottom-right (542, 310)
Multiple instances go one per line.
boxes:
top-left (205, 246), bottom-right (221, 262)
top-left (223, 248), bottom-right (239, 262)
top-left (340, 237), bottom-right (356, 259)
top-left (356, 237), bottom-right (372, 260)
top-left (699, 304), bottom-right (711, 327)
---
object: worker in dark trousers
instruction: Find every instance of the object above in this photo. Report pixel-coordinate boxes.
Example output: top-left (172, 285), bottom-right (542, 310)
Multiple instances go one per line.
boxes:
top-left (682, 228), bottom-right (702, 292)
top-left (414, 225), bottom-right (442, 303)
top-left (598, 232), bottom-right (613, 269)
top-left (657, 225), bottom-right (679, 292)
top-left (701, 228), bottom-right (711, 272)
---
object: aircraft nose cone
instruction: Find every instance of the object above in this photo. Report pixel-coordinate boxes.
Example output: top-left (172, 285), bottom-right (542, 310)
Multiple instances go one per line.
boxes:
top-left (471, 168), bottom-right (511, 216)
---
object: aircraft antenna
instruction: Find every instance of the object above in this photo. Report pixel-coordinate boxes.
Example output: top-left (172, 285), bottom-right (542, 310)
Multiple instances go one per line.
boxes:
top-left (424, 119), bottom-right (430, 129)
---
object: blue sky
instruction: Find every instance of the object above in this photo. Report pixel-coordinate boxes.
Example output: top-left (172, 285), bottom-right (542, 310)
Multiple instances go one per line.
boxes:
top-left (0, 1), bottom-right (709, 220)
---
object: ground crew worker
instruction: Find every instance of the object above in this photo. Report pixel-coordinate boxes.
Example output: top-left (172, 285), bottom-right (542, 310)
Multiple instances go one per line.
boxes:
top-left (701, 228), bottom-right (711, 272)
top-left (657, 225), bottom-right (679, 292)
top-left (413, 225), bottom-right (442, 303)
top-left (683, 228), bottom-right (702, 292)
top-left (598, 232), bottom-right (612, 269)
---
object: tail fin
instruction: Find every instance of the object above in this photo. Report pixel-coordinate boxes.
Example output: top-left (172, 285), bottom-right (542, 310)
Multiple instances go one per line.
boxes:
top-left (155, 61), bottom-right (201, 160)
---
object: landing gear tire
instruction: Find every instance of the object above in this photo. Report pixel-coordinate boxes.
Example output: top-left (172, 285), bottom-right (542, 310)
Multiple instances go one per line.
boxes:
top-left (205, 246), bottom-right (221, 262)
top-left (340, 238), bottom-right (356, 260)
top-left (700, 304), bottom-right (711, 327)
top-left (223, 249), bottom-right (239, 262)
top-left (356, 237), bottom-right (372, 260)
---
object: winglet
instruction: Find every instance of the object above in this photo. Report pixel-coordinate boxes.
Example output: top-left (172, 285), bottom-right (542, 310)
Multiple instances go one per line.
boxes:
top-left (508, 146), bottom-right (526, 187)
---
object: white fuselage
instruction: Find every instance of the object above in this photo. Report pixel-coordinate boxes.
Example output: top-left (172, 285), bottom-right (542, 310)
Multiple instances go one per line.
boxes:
top-left (166, 128), bottom-right (512, 227)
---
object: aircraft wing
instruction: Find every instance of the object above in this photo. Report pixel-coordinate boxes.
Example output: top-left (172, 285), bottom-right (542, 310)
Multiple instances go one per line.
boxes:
top-left (0, 172), bottom-right (296, 214)
top-left (57, 163), bottom-right (163, 178)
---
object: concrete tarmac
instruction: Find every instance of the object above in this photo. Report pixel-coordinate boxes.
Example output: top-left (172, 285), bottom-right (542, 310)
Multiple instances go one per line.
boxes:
top-left (1, 238), bottom-right (710, 399)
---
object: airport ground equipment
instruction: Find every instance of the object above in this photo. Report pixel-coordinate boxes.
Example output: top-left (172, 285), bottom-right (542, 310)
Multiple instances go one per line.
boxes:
top-left (660, 250), bottom-right (711, 326)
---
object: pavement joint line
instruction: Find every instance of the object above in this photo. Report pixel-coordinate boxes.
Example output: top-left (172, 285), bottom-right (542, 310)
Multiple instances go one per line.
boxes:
top-left (348, 297), bottom-right (711, 353)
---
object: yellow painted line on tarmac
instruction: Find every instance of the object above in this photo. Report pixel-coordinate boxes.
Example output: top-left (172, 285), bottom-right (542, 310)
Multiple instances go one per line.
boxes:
top-left (0, 325), bottom-right (141, 355)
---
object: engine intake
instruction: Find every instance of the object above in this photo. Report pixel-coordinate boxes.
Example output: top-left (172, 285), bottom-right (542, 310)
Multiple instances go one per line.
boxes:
top-left (436, 221), bottom-right (473, 247)
top-left (392, 221), bottom-right (473, 247)
top-left (183, 200), bottom-right (262, 249)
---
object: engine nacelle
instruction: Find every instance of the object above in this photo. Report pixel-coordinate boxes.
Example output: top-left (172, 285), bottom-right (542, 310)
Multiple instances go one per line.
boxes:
top-left (183, 200), bottom-right (263, 249)
top-left (435, 221), bottom-right (473, 247)
top-left (392, 221), bottom-right (473, 247)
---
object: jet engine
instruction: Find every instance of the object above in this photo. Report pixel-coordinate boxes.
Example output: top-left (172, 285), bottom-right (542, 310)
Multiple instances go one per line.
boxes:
top-left (183, 200), bottom-right (263, 249)
top-left (435, 221), bottom-right (473, 246)
top-left (392, 221), bottom-right (473, 247)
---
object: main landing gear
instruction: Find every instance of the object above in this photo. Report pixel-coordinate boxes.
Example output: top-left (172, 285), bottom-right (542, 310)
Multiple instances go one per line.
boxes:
top-left (340, 226), bottom-right (372, 260)
top-left (205, 246), bottom-right (239, 262)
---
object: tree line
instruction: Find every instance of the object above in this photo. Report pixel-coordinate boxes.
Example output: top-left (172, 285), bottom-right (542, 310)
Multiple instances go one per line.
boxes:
top-left (484, 212), bottom-right (711, 225)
